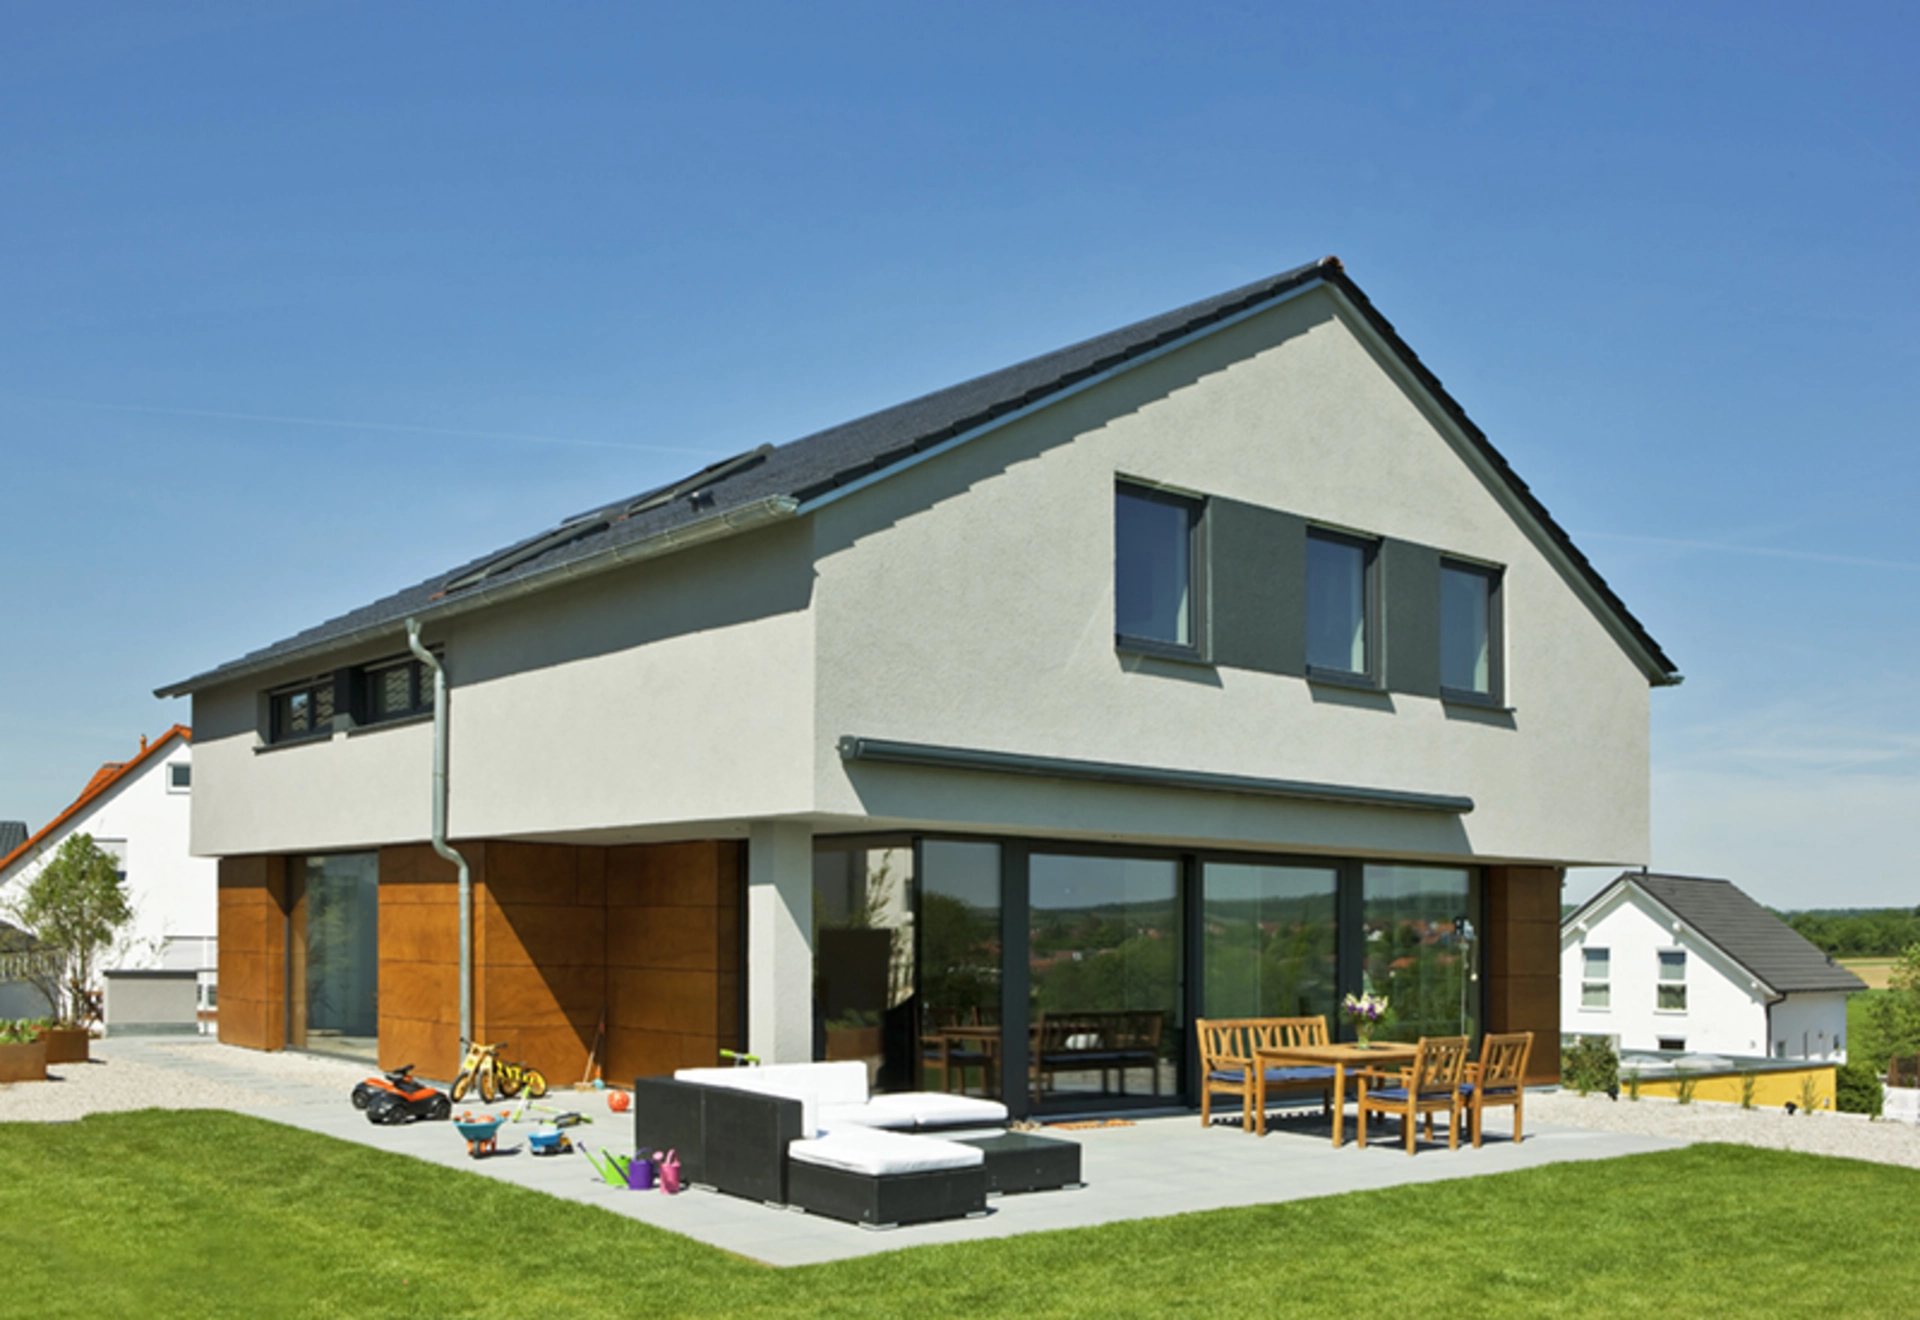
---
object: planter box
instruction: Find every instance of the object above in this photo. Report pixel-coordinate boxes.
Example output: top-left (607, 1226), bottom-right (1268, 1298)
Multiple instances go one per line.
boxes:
top-left (39, 1027), bottom-right (90, 1064)
top-left (0, 1039), bottom-right (49, 1084)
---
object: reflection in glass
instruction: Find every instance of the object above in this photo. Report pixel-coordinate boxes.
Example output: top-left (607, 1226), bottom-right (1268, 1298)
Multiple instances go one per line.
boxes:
top-left (1440, 562), bottom-right (1493, 694)
top-left (1029, 854), bottom-right (1182, 1105)
top-left (299, 853), bottom-right (379, 1059)
top-left (1361, 864), bottom-right (1479, 1043)
top-left (813, 844), bottom-right (916, 1092)
top-left (919, 840), bottom-right (1002, 1096)
top-left (1115, 487), bottom-right (1192, 645)
top-left (1306, 532), bottom-right (1369, 673)
top-left (1202, 863), bottom-right (1337, 1025)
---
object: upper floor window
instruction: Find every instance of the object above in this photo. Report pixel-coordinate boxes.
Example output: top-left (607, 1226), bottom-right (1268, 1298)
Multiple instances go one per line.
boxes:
top-left (166, 762), bottom-right (191, 793)
top-left (1657, 949), bottom-right (1687, 1011)
top-left (366, 656), bottom-right (433, 724)
top-left (1580, 946), bottom-right (1610, 1008)
top-left (270, 674), bottom-right (336, 742)
top-left (1305, 528), bottom-right (1376, 681)
top-left (1115, 483), bottom-right (1203, 657)
top-left (1440, 559), bottom-right (1501, 702)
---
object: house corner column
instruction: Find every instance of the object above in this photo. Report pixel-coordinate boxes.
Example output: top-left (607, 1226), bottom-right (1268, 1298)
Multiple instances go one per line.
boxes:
top-left (746, 820), bottom-right (813, 1063)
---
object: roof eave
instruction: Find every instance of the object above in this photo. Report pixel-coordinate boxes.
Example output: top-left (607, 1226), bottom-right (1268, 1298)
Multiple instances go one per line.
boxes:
top-left (154, 495), bottom-right (801, 698)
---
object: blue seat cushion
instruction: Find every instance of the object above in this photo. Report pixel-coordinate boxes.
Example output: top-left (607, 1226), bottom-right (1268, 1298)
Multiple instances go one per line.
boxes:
top-left (1368, 1088), bottom-right (1457, 1103)
top-left (1459, 1083), bottom-right (1518, 1098)
top-left (1263, 1066), bottom-right (1337, 1083)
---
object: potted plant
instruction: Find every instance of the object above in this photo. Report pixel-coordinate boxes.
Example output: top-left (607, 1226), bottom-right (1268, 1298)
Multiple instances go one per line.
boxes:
top-left (0, 1018), bottom-right (48, 1083)
top-left (1, 832), bottom-right (134, 1062)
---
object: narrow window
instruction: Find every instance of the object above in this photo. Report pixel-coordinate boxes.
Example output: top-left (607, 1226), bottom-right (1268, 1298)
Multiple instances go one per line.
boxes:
top-left (366, 657), bottom-right (431, 723)
top-left (167, 762), bottom-right (192, 793)
top-left (1305, 529), bottom-right (1375, 679)
top-left (1439, 559), bottom-right (1501, 700)
top-left (270, 675), bottom-right (335, 743)
top-left (1580, 946), bottom-right (1610, 1009)
top-left (1657, 949), bottom-right (1687, 1011)
top-left (1115, 483), bottom-right (1202, 655)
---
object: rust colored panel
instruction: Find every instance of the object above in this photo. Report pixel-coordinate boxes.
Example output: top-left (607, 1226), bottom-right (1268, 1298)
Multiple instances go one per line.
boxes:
top-left (381, 899), bottom-right (458, 965)
top-left (605, 841), bottom-right (723, 908)
top-left (606, 1027), bottom-right (722, 1081)
top-left (607, 905), bottom-right (720, 971)
top-left (486, 840), bottom-right (578, 907)
top-left (485, 901), bottom-right (605, 969)
top-left (715, 972), bottom-right (739, 1042)
top-left (220, 950), bottom-right (266, 1009)
top-left (609, 966), bottom-right (723, 1036)
top-left (503, 1024), bottom-right (592, 1086)
top-left (218, 997), bottom-right (268, 1050)
top-left (380, 960), bottom-right (462, 1024)
top-left (482, 962), bottom-right (605, 1029)
top-left (576, 846), bottom-right (606, 908)
top-left (379, 1016), bottom-right (459, 1080)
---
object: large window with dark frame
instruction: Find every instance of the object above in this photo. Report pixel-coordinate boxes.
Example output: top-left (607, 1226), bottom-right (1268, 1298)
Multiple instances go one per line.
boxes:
top-left (265, 650), bottom-right (440, 744)
top-left (365, 655), bottom-right (434, 724)
top-left (1439, 558), bottom-right (1501, 702)
top-left (1114, 482), bottom-right (1203, 656)
top-left (1305, 528), bottom-right (1377, 681)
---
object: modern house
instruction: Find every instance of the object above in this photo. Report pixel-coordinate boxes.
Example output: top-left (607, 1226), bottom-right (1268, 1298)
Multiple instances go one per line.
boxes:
top-left (1560, 871), bottom-right (1864, 1060)
top-left (156, 257), bottom-right (1679, 1108)
top-left (0, 726), bottom-right (219, 1021)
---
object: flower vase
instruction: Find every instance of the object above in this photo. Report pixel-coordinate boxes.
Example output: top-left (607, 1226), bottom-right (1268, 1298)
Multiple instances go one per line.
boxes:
top-left (1356, 1027), bottom-right (1373, 1049)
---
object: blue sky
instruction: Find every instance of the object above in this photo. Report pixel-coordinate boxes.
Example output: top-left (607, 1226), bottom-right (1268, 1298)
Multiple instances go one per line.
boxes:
top-left (1, 3), bottom-right (1913, 908)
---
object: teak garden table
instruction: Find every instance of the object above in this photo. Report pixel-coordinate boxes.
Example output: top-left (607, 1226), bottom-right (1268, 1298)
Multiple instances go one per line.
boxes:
top-left (1252, 1040), bottom-right (1420, 1144)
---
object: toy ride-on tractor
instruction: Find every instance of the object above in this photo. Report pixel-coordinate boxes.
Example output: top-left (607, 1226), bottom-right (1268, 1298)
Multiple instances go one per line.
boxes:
top-left (352, 1065), bottom-right (453, 1126)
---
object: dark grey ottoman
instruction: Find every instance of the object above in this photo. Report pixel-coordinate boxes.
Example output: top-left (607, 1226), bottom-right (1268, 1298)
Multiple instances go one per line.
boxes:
top-left (957, 1131), bottom-right (1083, 1195)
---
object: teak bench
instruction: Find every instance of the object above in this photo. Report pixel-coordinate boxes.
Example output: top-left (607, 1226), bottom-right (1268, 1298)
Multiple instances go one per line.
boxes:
top-left (1196, 1016), bottom-right (1337, 1132)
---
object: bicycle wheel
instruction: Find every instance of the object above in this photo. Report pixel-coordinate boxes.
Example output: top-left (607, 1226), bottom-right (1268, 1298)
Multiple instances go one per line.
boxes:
top-left (524, 1069), bottom-right (548, 1099)
top-left (478, 1062), bottom-right (497, 1103)
top-left (450, 1071), bottom-right (473, 1103)
top-left (497, 1067), bottom-right (522, 1100)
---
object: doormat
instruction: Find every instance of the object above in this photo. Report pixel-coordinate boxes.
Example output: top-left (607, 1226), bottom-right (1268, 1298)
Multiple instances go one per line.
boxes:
top-left (1046, 1118), bottom-right (1136, 1130)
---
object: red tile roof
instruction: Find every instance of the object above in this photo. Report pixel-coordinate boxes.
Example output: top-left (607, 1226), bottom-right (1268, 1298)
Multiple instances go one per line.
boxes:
top-left (0, 725), bottom-right (191, 877)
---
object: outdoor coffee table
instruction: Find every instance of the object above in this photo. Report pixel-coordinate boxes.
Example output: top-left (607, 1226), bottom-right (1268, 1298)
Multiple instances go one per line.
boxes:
top-left (956, 1131), bottom-right (1083, 1195)
top-left (1253, 1041), bottom-right (1419, 1145)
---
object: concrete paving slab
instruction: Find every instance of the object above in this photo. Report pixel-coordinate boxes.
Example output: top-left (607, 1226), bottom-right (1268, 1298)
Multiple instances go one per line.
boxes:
top-left (87, 1037), bottom-right (1684, 1267)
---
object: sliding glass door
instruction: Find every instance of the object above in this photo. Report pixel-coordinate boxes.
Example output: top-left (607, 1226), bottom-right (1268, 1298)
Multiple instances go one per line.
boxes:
top-left (1361, 864), bottom-right (1480, 1042)
top-left (290, 853), bottom-right (379, 1060)
top-left (1201, 861), bottom-right (1338, 1023)
top-left (1028, 852), bottom-right (1183, 1106)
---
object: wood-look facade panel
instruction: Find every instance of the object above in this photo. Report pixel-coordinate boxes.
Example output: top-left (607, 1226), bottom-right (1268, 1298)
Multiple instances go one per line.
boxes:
top-left (1486, 864), bottom-right (1563, 1085)
top-left (216, 855), bottom-right (287, 1052)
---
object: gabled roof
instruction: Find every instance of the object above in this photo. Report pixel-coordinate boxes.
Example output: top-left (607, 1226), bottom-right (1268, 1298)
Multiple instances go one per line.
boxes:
top-left (0, 726), bottom-right (191, 878)
top-left (156, 257), bottom-right (1680, 697)
top-left (1566, 871), bottom-right (1867, 996)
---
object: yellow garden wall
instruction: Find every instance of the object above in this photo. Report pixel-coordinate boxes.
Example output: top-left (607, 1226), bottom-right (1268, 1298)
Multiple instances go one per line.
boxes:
top-left (1632, 1064), bottom-right (1835, 1110)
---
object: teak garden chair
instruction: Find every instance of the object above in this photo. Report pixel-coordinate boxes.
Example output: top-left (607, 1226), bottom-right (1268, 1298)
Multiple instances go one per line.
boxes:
top-left (1354, 1035), bottom-right (1470, 1155)
top-left (1461, 1031), bottom-right (1533, 1147)
top-left (1195, 1017), bottom-right (1334, 1132)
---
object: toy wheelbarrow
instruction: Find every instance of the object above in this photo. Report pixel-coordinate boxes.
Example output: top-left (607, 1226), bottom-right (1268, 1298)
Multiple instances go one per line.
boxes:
top-left (455, 1113), bottom-right (507, 1158)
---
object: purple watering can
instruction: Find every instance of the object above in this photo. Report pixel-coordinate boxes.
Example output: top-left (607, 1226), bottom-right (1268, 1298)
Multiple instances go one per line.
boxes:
top-left (624, 1152), bottom-right (655, 1191)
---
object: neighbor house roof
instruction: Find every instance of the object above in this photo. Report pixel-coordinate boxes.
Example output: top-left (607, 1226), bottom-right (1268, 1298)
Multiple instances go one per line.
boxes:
top-left (0, 727), bottom-right (192, 878)
top-left (0, 822), bottom-right (25, 858)
top-left (1566, 872), bottom-right (1867, 996)
top-left (156, 257), bottom-right (1680, 698)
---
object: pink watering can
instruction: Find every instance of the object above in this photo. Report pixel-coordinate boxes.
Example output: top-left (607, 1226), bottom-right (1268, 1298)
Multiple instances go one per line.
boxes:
top-left (656, 1149), bottom-right (681, 1195)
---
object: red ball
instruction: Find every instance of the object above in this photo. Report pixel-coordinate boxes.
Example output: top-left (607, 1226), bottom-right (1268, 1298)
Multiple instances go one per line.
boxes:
top-left (607, 1089), bottom-right (630, 1113)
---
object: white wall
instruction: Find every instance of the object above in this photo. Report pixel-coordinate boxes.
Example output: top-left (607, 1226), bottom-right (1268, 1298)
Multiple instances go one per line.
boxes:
top-left (1771, 991), bottom-right (1850, 1062)
top-left (1562, 883), bottom-right (1772, 1055)
top-left (810, 287), bottom-right (1654, 865)
top-left (0, 741), bottom-right (216, 974)
top-left (188, 519), bottom-right (818, 856)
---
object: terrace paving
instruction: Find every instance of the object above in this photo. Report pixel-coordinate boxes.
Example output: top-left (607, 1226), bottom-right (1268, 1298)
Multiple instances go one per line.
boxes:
top-left (82, 1037), bottom-right (1680, 1267)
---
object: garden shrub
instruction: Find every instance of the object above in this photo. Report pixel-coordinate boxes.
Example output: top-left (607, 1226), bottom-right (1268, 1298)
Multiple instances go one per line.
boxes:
top-left (1561, 1035), bottom-right (1618, 1095)
top-left (1836, 1061), bottom-right (1884, 1116)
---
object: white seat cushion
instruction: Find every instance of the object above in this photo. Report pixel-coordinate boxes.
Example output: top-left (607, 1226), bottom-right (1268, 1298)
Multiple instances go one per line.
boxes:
top-left (902, 1093), bottom-right (1009, 1128)
top-left (789, 1128), bottom-right (984, 1177)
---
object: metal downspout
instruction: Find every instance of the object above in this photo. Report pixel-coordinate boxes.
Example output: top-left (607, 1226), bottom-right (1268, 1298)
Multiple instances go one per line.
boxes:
top-left (407, 619), bottom-right (471, 1065)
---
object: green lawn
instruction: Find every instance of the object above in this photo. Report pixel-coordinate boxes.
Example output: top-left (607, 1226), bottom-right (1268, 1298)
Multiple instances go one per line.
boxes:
top-left (2, 1110), bottom-right (1916, 1317)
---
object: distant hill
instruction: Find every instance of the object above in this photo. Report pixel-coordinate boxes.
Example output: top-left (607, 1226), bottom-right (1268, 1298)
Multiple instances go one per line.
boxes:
top-left (1777, 907), bottom-right (1920, 959)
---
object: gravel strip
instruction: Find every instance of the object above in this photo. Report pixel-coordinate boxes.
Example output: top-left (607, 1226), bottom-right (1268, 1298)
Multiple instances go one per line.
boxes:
top-left (0, 1039), bottom-right (371, 1123)
top-left (1529, 1090), bottom-right (1920, 1170)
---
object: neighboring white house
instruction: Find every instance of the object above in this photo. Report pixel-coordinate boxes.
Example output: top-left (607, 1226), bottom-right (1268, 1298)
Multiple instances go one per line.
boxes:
top-left (0, 726), bottom-right (218, 1023)
top-left (1561, 871), bottom-right (1864, 1061)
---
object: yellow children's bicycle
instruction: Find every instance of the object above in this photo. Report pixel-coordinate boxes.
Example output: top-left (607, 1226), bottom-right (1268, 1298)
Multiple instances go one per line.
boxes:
top-left (450, 1041), bottom-right (549, 1102)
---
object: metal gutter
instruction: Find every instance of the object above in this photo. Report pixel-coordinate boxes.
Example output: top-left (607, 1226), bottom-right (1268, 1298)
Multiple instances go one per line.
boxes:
top-left (155, 495), bottom-right (800, 697)
top-left (837, 736), bottom-right (1474, 814)
top-left (406, 618), bottom-right (471, 1065)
